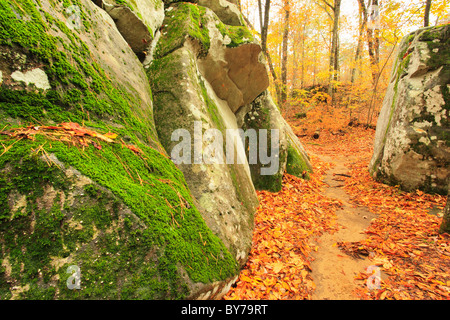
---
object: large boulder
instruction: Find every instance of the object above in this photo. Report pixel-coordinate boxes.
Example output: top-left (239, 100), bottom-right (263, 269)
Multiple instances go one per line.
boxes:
top-left (161, 0), bottom-right (243, 26)
top-left (197, 0), bottom-right (244, 26)
top-left (148, 3), bottom-right (260, 269)
top-left (198, 42), bottom-right (270, 113)
top-left (369, 25), bottom-right (449, 195)
top-left (96, 0), bottom-right (165, 60)
top-left (236, 90), bottom-right (312, 192)
top-left (0, 0), bottom-right (238, 300)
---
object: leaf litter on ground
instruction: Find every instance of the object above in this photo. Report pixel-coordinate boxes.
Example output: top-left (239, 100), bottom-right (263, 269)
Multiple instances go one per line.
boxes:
top-left (225, 117), bottom-right (449, 300)
top-left (224, 155), bottom-right (342, 300)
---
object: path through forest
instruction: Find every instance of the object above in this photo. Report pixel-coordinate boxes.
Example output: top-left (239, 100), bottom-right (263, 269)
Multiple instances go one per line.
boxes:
top-left (309, 153), bottom-right (378, 299)
top-left (224, 125), bottom-right (449, 300)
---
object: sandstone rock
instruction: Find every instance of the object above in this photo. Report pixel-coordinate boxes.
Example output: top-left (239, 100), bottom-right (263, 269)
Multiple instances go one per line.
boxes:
top-left (369, 25), bottom-right (449, 195)
top-left (236, 91), bottom-right (288, 192)
top-left (282, 117), bottom-right (313, 177)
top-left (148, 4), bottom-right (259, 269)
top-left (198, 0), bottom-right (244, 26)
top-left (94, 0), bottom-right (165, 61)
top-left (236, 90), bottom-right (313, 192)
top-left (0, 0), bottom-right (239, 300)
top-left (0, 0), bottom-right (312, 300)
top-left (149, 44), bottom-right (258, 266)
top-left (197, 21), bottom-right (269, 113)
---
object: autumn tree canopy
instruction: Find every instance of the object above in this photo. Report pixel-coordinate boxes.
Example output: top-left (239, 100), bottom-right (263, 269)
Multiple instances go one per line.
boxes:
top-left (239, 0), bottom-right (449, 124)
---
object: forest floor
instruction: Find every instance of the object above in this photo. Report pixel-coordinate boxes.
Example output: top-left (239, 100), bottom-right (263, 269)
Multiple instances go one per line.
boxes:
top-left (224, 107), bottom-right (450, 300)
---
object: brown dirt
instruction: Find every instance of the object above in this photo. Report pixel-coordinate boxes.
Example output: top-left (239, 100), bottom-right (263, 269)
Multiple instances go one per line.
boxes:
top-left (309, 154), bottom-right (381, 300)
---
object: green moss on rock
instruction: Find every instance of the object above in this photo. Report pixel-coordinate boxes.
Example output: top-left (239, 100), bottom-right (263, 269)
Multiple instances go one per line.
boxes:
top-left (240, 93), bottom-right (285, 192)
top-left (286, 145), bottom-right (310, 179)
top-left (0, 0), bottom-right (158, 147)
top-left (0, 123), bottom-right (238, 300)
top-left (370, 25), bottom-right (449, 195)
top-left (155, 2), bottom-right (254, 59)
top-left (155, 3), bottom-right (211, 58)
top-left (216, 22), bottom-right (254, 48)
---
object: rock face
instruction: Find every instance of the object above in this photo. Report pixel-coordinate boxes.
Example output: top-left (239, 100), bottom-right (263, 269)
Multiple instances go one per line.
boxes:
top-left (369, 25), bottom-right (449, 195)
top-left (197, 0), bottom-right (244, 26)
top-left (0, 0), bottom-right (311, 299)
top-left (236, 90), bottom-right (312, 192)
top-left (98, 0), bottom-right (165, 60)
top-left (199, 43), bottom-right (270, 113)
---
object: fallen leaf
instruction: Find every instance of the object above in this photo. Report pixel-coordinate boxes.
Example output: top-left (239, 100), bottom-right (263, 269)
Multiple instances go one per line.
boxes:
top-left (272, 262), bottom-right (284, 274)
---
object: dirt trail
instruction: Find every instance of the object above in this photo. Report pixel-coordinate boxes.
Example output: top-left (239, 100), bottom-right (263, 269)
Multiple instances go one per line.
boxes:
top-left (310, 154), bottom-right (378, 300)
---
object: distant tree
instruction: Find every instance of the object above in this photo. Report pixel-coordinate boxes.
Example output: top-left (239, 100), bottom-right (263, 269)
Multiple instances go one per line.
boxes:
top-left (358, 0), bottom-right (380, 85)
top-left (258, 0), bottom-right (270, 52)
top-left (281, 0), bottom-right (290, 105)
top-left (351, 1), bottom-right (367, 84)
top-left (424, 0), bottom-right (432, 27)
top-left (440, 190), bottom-right (450, 234)
top-left (315, 0), bottom-right (341, 106)
top-left (258, 0), bottom-right (282, 104)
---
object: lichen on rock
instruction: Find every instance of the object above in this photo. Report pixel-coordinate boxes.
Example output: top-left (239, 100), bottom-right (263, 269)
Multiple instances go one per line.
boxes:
top-left (369, 24), bottom-right (449, 195)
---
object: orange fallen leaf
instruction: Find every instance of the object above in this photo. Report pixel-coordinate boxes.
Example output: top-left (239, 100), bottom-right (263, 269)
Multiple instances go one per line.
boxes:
top-left (272, 262), bottom-right (284, 274)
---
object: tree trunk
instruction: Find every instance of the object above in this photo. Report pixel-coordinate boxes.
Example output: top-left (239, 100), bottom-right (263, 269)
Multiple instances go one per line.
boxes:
top-left (290, 29), bottom-right (299, 97)
top-left (373, 0), bottom-right (380, 65)
top-left (424, 0), bottom-right (432, 27)
top-left (358, 0), bottom-right (378, 85)
top-left (261, 0), bottom-right (271, 53)
top-left (301, 20), bottom-right (306, 88)
top-left (267, 52), bottom-right (282, 103)
top-left (281, 0), bottom-right (290, 105)
top-left (334, 28), bottom-right (340, 83)
top-left (258, 0), bottom-right (263, 33)
top-left (440, 190), bottom-right (450, 234)
top-left (351, 2), bottom-right (366, 83)
top-left (258, 0), bottom-right (282, 104)
top-left (327, 0), bottom-right (341, 106)
top-left (313, 44), bottom-right (317, 86)
top-left (367, 28), bottom-right (377, 84)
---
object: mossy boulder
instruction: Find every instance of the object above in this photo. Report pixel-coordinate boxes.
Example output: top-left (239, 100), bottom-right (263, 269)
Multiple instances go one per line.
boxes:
top-left (236, 91), bottom-right (312, 192)
top-left (283, 117), bottom-right (313, 178)
top-left (148, 3), bottom-right (259, 268)
top-left (151, 2), bottom-right (311, 196)
top-left (369, 25), bottom-right (449, 195)
top-left (0, 0), bottom-right (239, 299)
top-left (197, 0), bottom-right (244, 26)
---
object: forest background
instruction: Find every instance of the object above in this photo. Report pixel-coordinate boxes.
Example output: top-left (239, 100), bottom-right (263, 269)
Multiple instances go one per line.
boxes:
top-left (236, 0), bottom-right (449, 131)
top-left (223, 0), bottom-right (450, 300)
